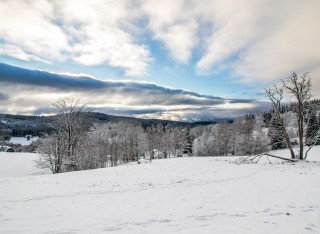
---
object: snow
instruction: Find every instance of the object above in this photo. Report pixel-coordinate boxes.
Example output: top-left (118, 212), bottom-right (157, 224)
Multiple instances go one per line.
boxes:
top-left (0, 152), bottom-right (51, 178)
top-left (0, 147), bottom-right (320, 233)
top-left (8, 136), bottom-right (39, 146)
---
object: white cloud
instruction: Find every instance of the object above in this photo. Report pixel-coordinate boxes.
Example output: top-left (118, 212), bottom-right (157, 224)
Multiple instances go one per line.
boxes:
top-left (141, 0), bottom-right (320, 90)
top-left (59, 0), bottom-right (152, 76)
top-left (192, 0), bottom-right (320, 87)
top-left (308, 66), bottom-right (320, 99)
top-left (0, 44), bottom-right (50, 64)
top-left (46, 71), bottom-right (95, 79)
top-left (233, 1), bottom-right (320, 83)
top-left (0, 0), bottom-right (319, 86)
top-left (195, 0), bottom-right (271, 73)
top-left (0, 0), bottom-right (152, 77)
top-left (0, 1), bottom-right (69, 60)
top-left (141, 0), bottom-right (198, 64)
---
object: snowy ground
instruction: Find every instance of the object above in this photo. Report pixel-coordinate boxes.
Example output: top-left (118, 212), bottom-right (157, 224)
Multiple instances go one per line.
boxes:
top-left (0, 153), bottom-right (50, 178)
top-left (0, 147), bottom-right (320, 233)
top-left (8, 136), bottom-right (39, 146)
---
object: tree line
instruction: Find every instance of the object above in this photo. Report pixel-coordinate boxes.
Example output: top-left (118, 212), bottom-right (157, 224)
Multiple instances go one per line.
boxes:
top-left (36, 98), bottom-right (193, 173)
top-left (192, 115), bottom-right (270, 156)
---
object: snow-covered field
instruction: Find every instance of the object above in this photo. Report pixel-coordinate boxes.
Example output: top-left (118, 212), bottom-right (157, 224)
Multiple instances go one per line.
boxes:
top-left (0, 152), bottom-right (50, 178)
top-left (0, 148), bottom-right (320, 233)
top-left (8, 136), bottom-right (39, 146)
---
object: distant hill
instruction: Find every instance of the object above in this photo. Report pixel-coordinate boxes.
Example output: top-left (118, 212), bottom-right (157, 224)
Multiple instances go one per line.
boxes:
top-left (0, 112), bottom-right (218, 137)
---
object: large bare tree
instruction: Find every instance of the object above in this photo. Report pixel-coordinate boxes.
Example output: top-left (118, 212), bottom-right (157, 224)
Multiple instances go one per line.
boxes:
top-left (281, 72), bottom-right (312, 160)
top-left (265, 85), bottom-right (295, 159)
top-left (265, 72), bottom-right (317, 160)
top-left (36, 98), bottom-right (88, 173)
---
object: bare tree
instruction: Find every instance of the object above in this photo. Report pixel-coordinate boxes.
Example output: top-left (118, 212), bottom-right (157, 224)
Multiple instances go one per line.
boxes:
top-left (235, 117), bottom-right (256, 155)
top-left (36, 98), bottom-right (88, 173)
top-left (36, 134), bottom-right (63, 174)
top-left (214, 122), bottom-right (233, 156)
top-left (146, 124), bottom-right (165, 160)
top-left (253, 114), bottom-right (270, 154)
top-left (146, 125), bottom-right (157, 162)
top-left (265, 85), bottom-right (295, 159)
top-left (281, 72), bottom-right (312, 159)
top-left (265, 72), bottom-right (318, 160)
top-left (88, 121), bottom-right (147, 166)
top-left (192, 125), bottom-right (216, 156)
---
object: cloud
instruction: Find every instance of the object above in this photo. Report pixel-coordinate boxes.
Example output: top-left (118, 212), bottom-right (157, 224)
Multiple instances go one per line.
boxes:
top-left (136, 102), bottom-right (270, 122)
top-left (0, 63), bottom-right (223, 105)
top-left (194, 0), bottom-right (270, 73)
top-left (0, 63), bottom-right (268, 120)
top-left (232, 1), bottom-right (320, 83)
top-left (0, 92), bottom-right (8, 101)
top-left (193, 0), bottom-right (320, 89)
top-left (0, 1), bottom-right (69, 60)
top-left (0, 44), bottom-right (51, 64)
top-left (141, 0), bottom-right (320, 88)
top-left (141, 0), bottom-right (198, 64)
top-left (1, 0), bottom-right (318, 90)
top-left (0, 0), bottom-right (152, 76)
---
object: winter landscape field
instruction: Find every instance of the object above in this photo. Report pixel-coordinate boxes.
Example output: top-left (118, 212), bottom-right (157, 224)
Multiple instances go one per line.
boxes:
top-left (1, 147), bottom-right (319, 234)
top-left (1, 1), bottom-right (320, 233)
top-left (9, 137), bottom-right (39, 146)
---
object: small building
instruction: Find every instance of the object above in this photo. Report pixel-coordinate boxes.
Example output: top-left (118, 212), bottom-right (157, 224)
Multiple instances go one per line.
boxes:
top-left (0, 145), bottom-right (14, 152)
top-left (25, 135), bottom-right (32, 140)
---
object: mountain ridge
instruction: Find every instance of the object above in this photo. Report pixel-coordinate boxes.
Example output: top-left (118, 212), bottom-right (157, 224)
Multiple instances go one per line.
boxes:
top-left (0, 112), bottom-right (222, 137)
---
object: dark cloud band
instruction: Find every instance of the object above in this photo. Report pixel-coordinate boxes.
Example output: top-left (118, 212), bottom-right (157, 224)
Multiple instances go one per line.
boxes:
top-left (0, 63), bottom-right (270, 121)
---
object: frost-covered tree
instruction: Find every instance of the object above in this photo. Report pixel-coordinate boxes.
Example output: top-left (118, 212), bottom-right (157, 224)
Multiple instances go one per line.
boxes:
top-left (192, 117), bottom-right (267, 157)
top-left (265, 85), bottom-right (295, 159)
top-left (304, 104), bottom-right (320, 159)
top-left (192, 125), bottom-right (217, 156)
top-left (145, 124), bottom-right (165, 160)
top-left (182, 127), bottom-right (193, 156)
top-left (305, 111), bottom-right (319, 145)
top-left (232, 117), bottom-right (256, 155)
top-left (268, 116), bottom-right (286, 150)
top-left (145, 123), bottom-right (191, 159)
top-left (252, 114), bottom-right (270, 154)
top-left (265, 72), bottom-right (318, 160)
top-left (214, 122), bottom-right (233, 156)
top-left (83, 121), bottom-right (147, 167)
top-left (36, 134), bottom-right (63, 174)
top-left (282, 72), bottom-right (312, 159)
top-left (36, 98), bottom-right (88, 173)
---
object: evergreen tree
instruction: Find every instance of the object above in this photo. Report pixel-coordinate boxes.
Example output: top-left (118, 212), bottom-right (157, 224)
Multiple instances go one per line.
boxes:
top-left (263, 112), bottom-right (272, 127)
top-left (268, 116), bottom-right (286, 150)
top-left (183, 127), bottom-right (193, 155)
top-left (305, 111), bottom-right (319, 146)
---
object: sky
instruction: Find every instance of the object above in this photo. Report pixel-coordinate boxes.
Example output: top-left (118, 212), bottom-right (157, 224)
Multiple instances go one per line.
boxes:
top-left (0, 0), bottom-right (319, 121)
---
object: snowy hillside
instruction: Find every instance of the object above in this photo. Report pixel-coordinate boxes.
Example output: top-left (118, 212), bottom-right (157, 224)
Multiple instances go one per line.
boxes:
top-left (0, 148), bottom-right (320, 233)
top-left (0, 152), bottom-right (50, 178)
top-left (8, 136), bottom-right (39, 146)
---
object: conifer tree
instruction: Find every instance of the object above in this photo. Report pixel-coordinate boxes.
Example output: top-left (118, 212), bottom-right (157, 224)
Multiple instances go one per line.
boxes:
top-left (183, 127), bottom-right (193, 155)
top-left (306, 111), bottom-right (319, 146)
top-left (268, 116), bottom-right (286, 150)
